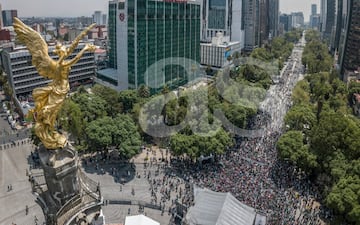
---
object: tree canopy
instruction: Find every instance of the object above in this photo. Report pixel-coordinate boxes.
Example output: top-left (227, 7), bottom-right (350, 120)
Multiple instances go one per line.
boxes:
top-left (277, 30), bottom-right (360, 223)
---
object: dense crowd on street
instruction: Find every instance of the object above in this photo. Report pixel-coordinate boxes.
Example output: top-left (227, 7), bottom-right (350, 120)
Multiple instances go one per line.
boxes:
top-left (166, 45), bottom-right (332, 224)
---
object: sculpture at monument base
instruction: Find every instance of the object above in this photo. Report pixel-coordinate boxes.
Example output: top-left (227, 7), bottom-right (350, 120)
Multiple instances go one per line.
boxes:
top-left (13, 17), bottom-right (96, 150)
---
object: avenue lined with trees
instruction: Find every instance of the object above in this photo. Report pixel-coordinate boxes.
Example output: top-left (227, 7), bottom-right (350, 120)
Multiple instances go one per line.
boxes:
top-left (277, 29), bottom-right (360, 224)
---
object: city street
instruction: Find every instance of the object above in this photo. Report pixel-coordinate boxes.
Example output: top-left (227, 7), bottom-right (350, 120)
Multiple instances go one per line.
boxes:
top-left (0, 33), bottom-right (317, 225)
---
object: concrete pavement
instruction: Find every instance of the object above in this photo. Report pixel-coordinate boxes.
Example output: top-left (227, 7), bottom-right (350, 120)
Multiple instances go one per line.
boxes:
top-left (0, 142), bottom-right (45, 225)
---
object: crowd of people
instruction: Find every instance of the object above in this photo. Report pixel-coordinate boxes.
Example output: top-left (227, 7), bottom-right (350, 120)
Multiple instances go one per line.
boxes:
top-left (166, 46), bottom-right (330, 224)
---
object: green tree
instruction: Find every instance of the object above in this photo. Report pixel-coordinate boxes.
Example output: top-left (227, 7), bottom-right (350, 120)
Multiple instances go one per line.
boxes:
top-left (58, 99), bottom-right (85, 144)
top-left (292, 80), bottom-right (311, 105)
top-left (310, 111), bottom-right (360, 165)
top-left (250, 47), bottom-right (272, 61)
top-left (92, 84), bottom-right (122, 116)
top-left (72, 93), bottom-right (107, 121)
top-left (119, 89), bottom-right (139, 113)
top-left (302, 40), bottom-right (332, 73)
top-left (284, 104), bottom-right (316, 132)
top-left (161, 85), bottom-right (170, 95)
top-left (165, 96), bottom-right (188, 126)
top-left (277, 131), bottom-right (318, 173)
top-left (138, 84), bottom-right (150, 98)
top-left (112, 114), bottom-right (142, 159)
top-left (326, 176), bottom-right (360, 224)
top-left (305, 29), bottom-right (320, 43)
top-left (85, 116), bottom-right (115, 151)
top-left (170, 128), bottom-right (232, 160)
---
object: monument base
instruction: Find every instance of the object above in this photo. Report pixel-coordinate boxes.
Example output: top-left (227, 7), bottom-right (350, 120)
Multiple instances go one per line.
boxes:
top-left (38, 143), bottom-right (80, 207)
top-left (30, 143), bottom-right (103, 225)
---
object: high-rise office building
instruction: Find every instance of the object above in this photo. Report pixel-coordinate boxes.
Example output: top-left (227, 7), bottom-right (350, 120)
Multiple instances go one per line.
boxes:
top-left (203, 0), bottom-right (244, 45)
top-left (108, 1), bottom-right (117, 69)
top-left (335, 0), bottom-right (349, 56)
top-left (230, 0), bottom-right (244, 45)
top-left (310, 14), bottom-right (321, 30)
top-left (310, 4), bottom-right (320, 29)
top-left (312, 4), bottom-right (317, 15)
top-left (93, 11), bottom-right (103, 25)
top-left (243, 0), bottom-right (259, 51)
top-left (279, 13), bottom-right (291, 32)
top-left (102, 14), bottom-right (107, 26)
top-left (321, 0), bottom-right (336, 42)
top-left (258, 0), bottom-right (269, 44)
top-left (268, 0), bottom-right (279, 38)
top-left (339, 0), bottom-right (360, 78)
top-left (2, 10), bottom-right (18, 27)
top-left (100, 0), bottom-right (201, 92)
top-left (207, 0), bottom-right (227, 31)
top-left (291, 12), bottom-right (304, 28)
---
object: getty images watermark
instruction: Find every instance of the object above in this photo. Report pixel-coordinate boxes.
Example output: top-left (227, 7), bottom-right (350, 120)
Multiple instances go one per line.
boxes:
top-left (138, 56), bottom-right (279, 138)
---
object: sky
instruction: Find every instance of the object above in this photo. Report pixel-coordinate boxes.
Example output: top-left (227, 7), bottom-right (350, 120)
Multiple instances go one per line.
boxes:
top-left (1, 0), bottom-right (320, 22)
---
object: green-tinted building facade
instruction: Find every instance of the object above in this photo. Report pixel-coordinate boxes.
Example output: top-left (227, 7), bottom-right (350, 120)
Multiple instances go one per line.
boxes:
top-left (108, 1), bottom-right (117, 69)
top-left (108, 0), bottom-right (201, 92)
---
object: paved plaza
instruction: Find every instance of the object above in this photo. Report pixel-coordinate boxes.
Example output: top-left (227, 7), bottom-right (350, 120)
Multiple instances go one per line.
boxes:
top-left (82, 148), bottom-right (178, 224)
top-left (0, 141), bottom-right (45, 225)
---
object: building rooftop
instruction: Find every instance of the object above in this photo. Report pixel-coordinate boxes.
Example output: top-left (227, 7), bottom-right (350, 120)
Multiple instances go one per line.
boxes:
top-left (97, 68), bottom-right (118, 82)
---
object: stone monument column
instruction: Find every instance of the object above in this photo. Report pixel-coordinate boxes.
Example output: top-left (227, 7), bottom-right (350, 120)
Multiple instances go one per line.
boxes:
top-left (38, 144), bottom-right (80, 206)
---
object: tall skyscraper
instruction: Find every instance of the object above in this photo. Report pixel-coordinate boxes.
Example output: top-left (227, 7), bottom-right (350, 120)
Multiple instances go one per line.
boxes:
top-left (279, 13), bottom-right (291, 32)
top-left (321, 0), bottom-right (336, 42)
top-left (339, 0), bottom-right (360, 78)
top-left (259, 0), bottom-right (269, 44)
top-left (312, 4), bottom-right (317, 15)
top-left (102, 0), bottom-right (201, 92)
top-left (269, 0), bottom-right (279, 38)
top-left (335, 0), bottom-right (349, 55)
top-left (2, 10), bottom-right (18, 27)
top-left (203, 0), bottom-right (244, 44)
top-left (291, 12), bottom-right (304, 28)
top-left (310, 4), bottom-right (320, 29)
top-left (243, 0), bottom-right (259, 51)
top-left (102, 14), bottom-right (107, 26)
top-left (93, 11), bottom-right (103, 25)
top-left (108, 1), bottom-right (117, 69)
top-left (320, 0), bottom-right (327, 33)
top-left (230, 0), bottom-right (244, 45)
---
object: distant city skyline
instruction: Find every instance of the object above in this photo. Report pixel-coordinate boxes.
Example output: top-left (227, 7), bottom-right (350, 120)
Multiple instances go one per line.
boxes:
top-left (2, 0), bottom-right (320, 22)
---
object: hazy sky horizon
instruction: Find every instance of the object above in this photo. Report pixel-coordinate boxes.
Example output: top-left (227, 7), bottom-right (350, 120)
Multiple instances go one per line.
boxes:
top-left (1, 0), bottom-right (320, 22)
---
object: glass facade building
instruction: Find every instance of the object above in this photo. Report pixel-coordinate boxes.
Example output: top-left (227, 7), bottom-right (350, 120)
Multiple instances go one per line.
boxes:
top-left (108, 0), bottom-right (201, 92)
top-left (340, 0), bottom-right (360, 75)
top-left (108, 1), bottom-right (117, 69)
top-left (208, 0), bottom-right (226, 30)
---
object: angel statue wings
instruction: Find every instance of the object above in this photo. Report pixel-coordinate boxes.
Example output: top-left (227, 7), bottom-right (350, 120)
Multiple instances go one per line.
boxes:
top-left (13, 17), bottom-right (96, 150)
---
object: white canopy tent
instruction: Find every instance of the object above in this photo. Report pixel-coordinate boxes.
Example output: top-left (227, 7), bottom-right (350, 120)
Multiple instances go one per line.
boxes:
top-left (124, 215), bottom-right (160, 225)
top-left (186, 187), bottom-right (264, 225)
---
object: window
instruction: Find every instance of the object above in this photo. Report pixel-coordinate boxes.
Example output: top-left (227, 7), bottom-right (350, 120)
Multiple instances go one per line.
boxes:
top-left (118, 2), bottom-right (125, 10)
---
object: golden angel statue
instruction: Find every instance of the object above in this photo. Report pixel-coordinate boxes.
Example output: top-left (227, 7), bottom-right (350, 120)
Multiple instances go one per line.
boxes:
top-left (13, 17), bottom-right (96, 150)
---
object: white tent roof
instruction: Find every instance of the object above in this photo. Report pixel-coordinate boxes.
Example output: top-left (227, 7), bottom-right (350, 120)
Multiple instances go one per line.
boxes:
top-left (186, 187), bottom-right (258, 225)
top-left (125, 215), bottom-right (160, 225)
